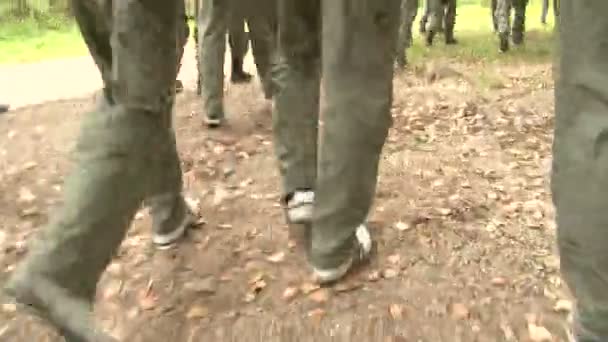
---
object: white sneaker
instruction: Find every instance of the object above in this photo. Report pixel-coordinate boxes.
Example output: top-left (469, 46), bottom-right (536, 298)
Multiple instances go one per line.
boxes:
top-left (153, 211), bottom-right (195, 250)
top-left (313, 224), bottom-right (373, 284)
top-left (286, 190), bottom-right (315, 224)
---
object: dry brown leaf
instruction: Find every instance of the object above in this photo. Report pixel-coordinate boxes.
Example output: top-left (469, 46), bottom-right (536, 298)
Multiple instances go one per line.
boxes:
top-left (138, 292), bottom-right (157, 311)
top-left (553, 299), bottom-right (573, 313)
top-left (301, 282), bottom-right (320, 294)
top-left (383, 268), bottom-right (399, 279)
top-left (187, 305), bottom-right (209, 319)
top-left (282, 287), bottom-right (299, 301)
top-left (307, 308), bottom-right (325, 326)
top-left (308, 289), bottom-right (330, 303)
top-left (18, 187), bottom-right (36, 203)
top-left (491, 277), bottom-right (507, 286)
top-left (368, 270), bottom-right (381, 282)
top-left (394, 221), bottom-right (411, 231)
top-left (387, 254), bottom-right (401, 265)
top-left (451, 303), bottom-right (469, 320)
top-left (528, 323), bottom-right (553, 342)
top-left (437, 208), bottom-right (452, 216)
top-left (335, 282), bottom-right (362, 293)
top-left (266, 251), bottom-right (286, 263)
top-left (389, 304), bottom-right (405, 320)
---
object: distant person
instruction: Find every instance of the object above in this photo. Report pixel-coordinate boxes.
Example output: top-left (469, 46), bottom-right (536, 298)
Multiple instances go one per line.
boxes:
top-left (396, 0), bottom-right (419, 68)
top-left (494, 0), bottom-right (528, 52)
top-left (425, 0), bottom-right (458, 46)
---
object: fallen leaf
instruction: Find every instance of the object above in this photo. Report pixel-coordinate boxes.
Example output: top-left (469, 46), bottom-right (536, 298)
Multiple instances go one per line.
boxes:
top-left (335, 282), bottom-right (362, 293)
top-left (528, 323), bottom-right (553, 342)
top-left (307, 308), bottom-right (325, 326)
top-left (187, 305), bottom-right (209, 319)
top-left (266, 251), bottom-right (285, 263)
top-left (389, 304), bottom-right (404, 320)
top-left (282, 287), bottom-right (299, 301)
top-left (138, 292), bottom-right (157, 311)
top-left (18, 187), bottom-right (36, 204)
top-left (394, 221), bottom-right (411, 231)
top-left (308, 288), bottom-right (331, 303)
top-left (451, 303), bottom-right (469, 320)
top-left (437, 208), bottom-right (452, 216)
top-left (491, 277), bottom-right (507, 286)
top-left (301, 282), bottom-right (320, 294)
top-left (383, 268), bottom-right (399, 279)
top-left (367, 270), bottom-right (381, 282)
top-left (387, 254), bottom-right (401, 265)
top-left (553, 299), bottom-right (573, 313)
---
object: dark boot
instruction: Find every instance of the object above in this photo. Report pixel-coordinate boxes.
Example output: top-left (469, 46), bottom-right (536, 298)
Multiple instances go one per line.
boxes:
top-left (445, 30), bottom-right (458, 45)
top-left (426, 31), bottom-right (436, 46)
top-left (230, 58), bottom-right (252, 84)
top-left (0, 104), bottom-right (8, 113)
top-left (512, 31), bottom-right (524, 45)
top-left (175, 80), bottom-right (184, 93)
top-left (499, 33), bottom-right (510, 52)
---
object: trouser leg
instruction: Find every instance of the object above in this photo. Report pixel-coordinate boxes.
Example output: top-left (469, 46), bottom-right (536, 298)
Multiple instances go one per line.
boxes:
top-left (553, 2), bottom-right (608, 341)
top-left (272, 0), bottom-right (321, 198)
top-left (199, 0), bottom-right (230, 120)
top-left (311, 0), bottom-right (399, 269)
top-left (5, 0), bottom-right (184, 340)
top-left (245, 0), bottom-right (276, 98)
top-left (511, 0), bottom-right (528, 45)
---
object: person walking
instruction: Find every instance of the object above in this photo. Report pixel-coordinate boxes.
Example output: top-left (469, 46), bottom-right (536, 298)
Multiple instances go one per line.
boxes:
top-left (272, 0), bottom-right (401, 284)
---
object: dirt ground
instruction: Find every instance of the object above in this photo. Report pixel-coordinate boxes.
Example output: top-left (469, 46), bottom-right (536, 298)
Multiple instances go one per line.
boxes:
top-left (0, 48), bottom-right (569, 341)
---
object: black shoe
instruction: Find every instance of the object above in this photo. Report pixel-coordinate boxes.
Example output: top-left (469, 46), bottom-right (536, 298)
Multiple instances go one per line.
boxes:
top-left (0, 104), bottom-right (9, 113)
top-left (445, 35), bottom-right (458, 45)
top-left (231, 70), bottom-right (253, 84)
top-left (426, 31), bottom-right (435, 46)
top-left (175, 80), bottom-right (184, 94)
top-left (512, 33), bottom-right (524, 46)
top-left (499, 33), bottom-right (509, 52)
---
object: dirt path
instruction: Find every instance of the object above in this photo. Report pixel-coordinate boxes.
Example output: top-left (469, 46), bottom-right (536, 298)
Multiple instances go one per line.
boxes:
top-left (0, 42), bottom-right (255, 109)
top-left (0, 54), bottom-right (569, 341)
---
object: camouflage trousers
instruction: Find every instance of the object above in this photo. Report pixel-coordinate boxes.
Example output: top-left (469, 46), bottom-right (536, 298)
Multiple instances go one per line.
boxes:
top-left (396, 0), bottom-right (419, 67)
top-left (4, 0), bottom-right (188, 340)
top-left (494, 0), bottom-right (528, 41)
top-left (427, 0), bottom-right (456, 34)
top-left (553, 0), bottom-right (608, 340)
top-left (198, 0), bottom-right (275, 120)
top-left (272, 0), bottom-right (400, 269)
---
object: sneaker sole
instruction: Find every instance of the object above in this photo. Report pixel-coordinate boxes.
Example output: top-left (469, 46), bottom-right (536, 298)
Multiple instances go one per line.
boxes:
top-left (153, 214), bottom-right (194, 250)
top-left (286, 204), bottom-right (314, 224)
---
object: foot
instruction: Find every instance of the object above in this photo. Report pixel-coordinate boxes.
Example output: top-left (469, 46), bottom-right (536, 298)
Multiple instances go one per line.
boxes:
top-left (286, 190), bottom-right (315, 224)
top-left (312, 224), bottom-right (373, 284)
top-left (426, 31), bottom-right (435, 47)
top-left (512, 34), bottom-right (524, 46)
top-left (175, 80), bottom-right (184, 94)
top-left (231, 70), bottom-right (253, 84)
top-left (152, 209), bottom-right (196, 250)
top-left (204, 116), bottom-right (225, 129)
top-left (0, 104), bottom-right (9, 113)
top-left (445, 36), bottom-right (458, 45)
top-left (499, 33), bottom-right (509, 53)
top-left (4, 273), bottom-right (116, 341)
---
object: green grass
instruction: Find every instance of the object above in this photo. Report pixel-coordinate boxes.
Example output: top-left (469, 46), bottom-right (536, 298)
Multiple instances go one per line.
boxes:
top-left (0, 16), bottom-right (86, 64)
top-left (408, 0), bottom-right (556, 65)
top-left (0, 0), bottom-right (555, 65)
